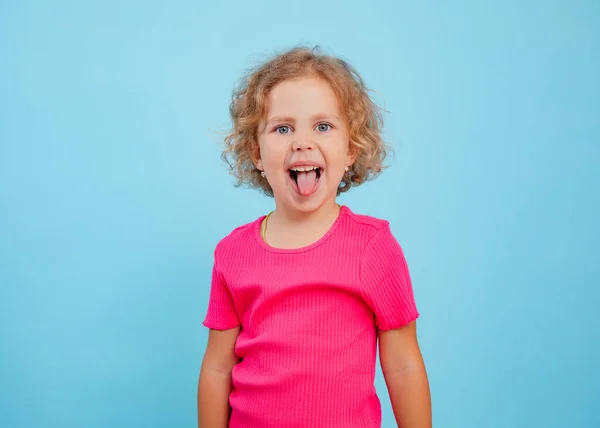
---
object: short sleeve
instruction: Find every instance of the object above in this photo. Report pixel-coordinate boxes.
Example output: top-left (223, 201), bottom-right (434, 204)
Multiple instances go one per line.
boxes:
top-left (360, 224), bottom-right (419, 330)
top-left (202, 254), bottom-right (240, 330)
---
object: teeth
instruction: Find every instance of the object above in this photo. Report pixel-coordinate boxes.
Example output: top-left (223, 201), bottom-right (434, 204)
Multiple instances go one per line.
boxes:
top-left (290, 166), bottom-right (319, 172)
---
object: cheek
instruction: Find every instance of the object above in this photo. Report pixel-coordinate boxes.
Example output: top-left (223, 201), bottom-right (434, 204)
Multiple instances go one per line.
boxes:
top-left (259, 136), bottom-right (288, 166)
top-left (325, 136), bottom-right (351, 161)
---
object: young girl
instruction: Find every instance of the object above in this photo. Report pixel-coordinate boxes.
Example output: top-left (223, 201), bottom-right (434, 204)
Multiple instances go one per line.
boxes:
top-left (198, 46), bottom-right (431, 428)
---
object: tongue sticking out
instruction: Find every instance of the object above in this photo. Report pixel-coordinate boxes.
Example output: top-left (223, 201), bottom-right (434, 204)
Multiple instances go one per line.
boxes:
top-left (295, 170), bottom-right (318, 196)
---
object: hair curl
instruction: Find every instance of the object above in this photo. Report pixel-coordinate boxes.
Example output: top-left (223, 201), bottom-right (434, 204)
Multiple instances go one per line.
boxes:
top-left (222, 45), bottom-right (389, 196)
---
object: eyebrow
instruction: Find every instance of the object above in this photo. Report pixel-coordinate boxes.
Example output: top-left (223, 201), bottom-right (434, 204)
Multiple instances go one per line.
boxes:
top-left (266, 116), bottom-right (295, 126)
top-left (266, 113), bottom-right (342, 126)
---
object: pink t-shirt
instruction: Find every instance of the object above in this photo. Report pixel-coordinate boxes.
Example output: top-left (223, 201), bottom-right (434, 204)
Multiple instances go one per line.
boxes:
top-left (203, 205), bottom-right (419, 428)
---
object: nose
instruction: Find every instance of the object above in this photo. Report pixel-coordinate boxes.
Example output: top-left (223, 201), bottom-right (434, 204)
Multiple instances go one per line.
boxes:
top-left (291, 135), bottom-right (314, 152)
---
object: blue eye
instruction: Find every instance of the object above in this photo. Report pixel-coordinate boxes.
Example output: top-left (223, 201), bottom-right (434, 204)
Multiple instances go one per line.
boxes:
top-left (316, 123), bottom-right (332, 132)
top-left (275, 125), bottom-right (291, 134)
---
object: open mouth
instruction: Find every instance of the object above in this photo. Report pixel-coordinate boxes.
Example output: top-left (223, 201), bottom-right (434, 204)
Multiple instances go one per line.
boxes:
top-left (288, 166), bottom-right (322, 196)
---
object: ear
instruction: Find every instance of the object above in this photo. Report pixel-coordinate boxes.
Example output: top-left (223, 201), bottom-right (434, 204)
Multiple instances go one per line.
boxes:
top-left (346, 154), bottom-right (356, 168)
top-left (255, 158), bottom-right (264, 171)
top-left (346, 142), bottom-right (357, 168)
top-left (250, 143), bottom-right (263, 171)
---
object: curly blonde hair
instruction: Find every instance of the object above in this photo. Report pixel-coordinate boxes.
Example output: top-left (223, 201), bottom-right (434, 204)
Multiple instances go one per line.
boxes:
top-left (222, 46), bottom-right (389, 196)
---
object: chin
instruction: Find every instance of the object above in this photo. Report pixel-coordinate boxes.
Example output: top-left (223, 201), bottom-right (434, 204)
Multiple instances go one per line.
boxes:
top-left (292, 197), bottom-right (329, 212)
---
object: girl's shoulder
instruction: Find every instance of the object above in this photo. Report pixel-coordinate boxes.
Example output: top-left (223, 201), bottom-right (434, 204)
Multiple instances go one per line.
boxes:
top-left (341, 205), bottom-right (405, 253)
top-left (213, 215), bottom-right (263, 256)
top-left (342, 205), bottom-right (391, 234)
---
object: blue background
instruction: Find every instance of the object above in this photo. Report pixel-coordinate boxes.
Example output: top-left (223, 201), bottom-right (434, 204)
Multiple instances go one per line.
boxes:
top-left (1, 1), bottom-right (598, 427)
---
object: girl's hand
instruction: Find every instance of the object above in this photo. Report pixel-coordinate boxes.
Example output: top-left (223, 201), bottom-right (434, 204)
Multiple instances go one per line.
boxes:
top-left (198, 327), bottom-right (241, 428)
top-left (379, 321), bottom-right (432, 428)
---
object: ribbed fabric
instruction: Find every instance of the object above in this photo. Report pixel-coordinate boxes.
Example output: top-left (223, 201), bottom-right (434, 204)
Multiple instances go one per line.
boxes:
top-left (203, 205), bottom-right (419, 428)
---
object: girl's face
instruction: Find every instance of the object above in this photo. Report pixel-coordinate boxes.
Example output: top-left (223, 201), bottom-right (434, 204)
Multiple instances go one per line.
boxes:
top-left (255, 76), bottom-right (354, 214)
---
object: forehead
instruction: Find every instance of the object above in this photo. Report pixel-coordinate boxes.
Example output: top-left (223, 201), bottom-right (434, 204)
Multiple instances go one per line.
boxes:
top-left (265, 76), bottom-right (341, 115)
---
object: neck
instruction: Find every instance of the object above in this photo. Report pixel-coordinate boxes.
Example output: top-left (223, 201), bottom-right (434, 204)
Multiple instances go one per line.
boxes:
top-left (273, 198), bottom-right (340, 226)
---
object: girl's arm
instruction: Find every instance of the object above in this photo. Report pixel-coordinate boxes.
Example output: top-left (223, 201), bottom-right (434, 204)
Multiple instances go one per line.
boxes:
top-left (379, 321), bottom-right (432, 428)
top-left (198, 327), bottom-right (240, 428)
